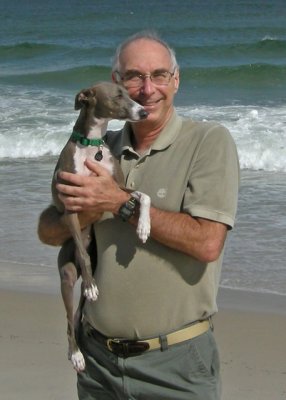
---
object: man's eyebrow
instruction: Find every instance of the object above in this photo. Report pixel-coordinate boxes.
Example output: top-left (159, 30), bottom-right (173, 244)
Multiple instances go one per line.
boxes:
top-left (152, 68), bottom-right (170, 74)
top-left (124, 68), bottom-right (170, 74)
top-left (123, 69), bottom-right (141, 74)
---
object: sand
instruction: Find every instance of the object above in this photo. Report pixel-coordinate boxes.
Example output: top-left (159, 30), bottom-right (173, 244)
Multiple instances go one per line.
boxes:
top-left (1, 261), bottom-right (286, 400)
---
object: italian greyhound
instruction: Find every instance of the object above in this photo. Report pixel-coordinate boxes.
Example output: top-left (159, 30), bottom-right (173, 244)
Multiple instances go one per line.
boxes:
top-left (52, 82), bottom-right (151, 372)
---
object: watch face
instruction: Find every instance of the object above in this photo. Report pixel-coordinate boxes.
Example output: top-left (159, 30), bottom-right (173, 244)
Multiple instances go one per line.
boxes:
top-left (119, 197), bottom-right (137, 221)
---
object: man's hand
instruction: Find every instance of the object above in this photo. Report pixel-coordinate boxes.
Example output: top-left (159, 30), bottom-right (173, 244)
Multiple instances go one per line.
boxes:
top-left (56, 159), bottom-right (129, 214)
top-left (38, 159), bottom-right (130, 246)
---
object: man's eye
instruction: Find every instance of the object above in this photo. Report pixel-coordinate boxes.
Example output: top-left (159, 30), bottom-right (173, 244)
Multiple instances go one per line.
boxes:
top-left (124, 72), bottom-right (141, 81)
top-left (153, 71), bottom-right (168, 78)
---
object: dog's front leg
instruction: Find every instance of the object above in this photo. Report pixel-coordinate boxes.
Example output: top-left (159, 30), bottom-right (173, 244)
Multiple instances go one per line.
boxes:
top-left (131, 191), bottom-right (151, 243)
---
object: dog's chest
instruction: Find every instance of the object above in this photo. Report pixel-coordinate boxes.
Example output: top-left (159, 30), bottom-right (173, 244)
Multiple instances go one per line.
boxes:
top-left (74, 145), bottom-right (114, 176)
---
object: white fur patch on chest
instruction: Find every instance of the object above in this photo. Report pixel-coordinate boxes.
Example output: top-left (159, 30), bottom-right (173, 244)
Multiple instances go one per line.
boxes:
top-left (74, 145), bottom-right (114, 176)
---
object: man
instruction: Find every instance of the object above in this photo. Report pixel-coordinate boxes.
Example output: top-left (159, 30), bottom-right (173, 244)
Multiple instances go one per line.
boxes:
top-left (38, 31), bottom-right (239, 400)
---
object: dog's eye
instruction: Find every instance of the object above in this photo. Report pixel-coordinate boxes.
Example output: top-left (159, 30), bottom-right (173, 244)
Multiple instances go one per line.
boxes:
top-left (115, 91), bottom-right (124, 100)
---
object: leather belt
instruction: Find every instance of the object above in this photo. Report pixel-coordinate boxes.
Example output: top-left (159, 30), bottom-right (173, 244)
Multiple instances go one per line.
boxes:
top-left (85, 319), bottom-right (211, 358)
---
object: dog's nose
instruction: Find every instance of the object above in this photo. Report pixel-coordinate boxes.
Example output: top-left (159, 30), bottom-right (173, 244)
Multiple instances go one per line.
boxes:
top-left (139, 109), bottom-right (148, 119)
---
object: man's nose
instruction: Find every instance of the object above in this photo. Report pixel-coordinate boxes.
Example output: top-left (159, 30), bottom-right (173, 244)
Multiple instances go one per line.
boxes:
top-left (140, 76), bottom-right (155, 95)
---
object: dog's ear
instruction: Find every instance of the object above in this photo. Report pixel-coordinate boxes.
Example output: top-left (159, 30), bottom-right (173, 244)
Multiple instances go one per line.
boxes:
top-left (74, 89), bottom-right (96, 110)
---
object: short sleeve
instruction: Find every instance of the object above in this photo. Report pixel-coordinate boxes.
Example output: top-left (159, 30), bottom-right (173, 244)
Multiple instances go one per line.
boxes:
top-left (183, 123), bottom-right (240, 228)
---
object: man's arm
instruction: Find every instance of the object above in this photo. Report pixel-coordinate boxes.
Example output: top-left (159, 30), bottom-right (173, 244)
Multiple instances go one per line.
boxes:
top-left (40, 159), bottom-right (227, 260)
top-left (38, 205), bottom-right (69, 246)
top-left (37, 159), bottom-right (130, 247)
top-left (132, 207), bottom-right (227, 262)
top-left (37, 205), bottom-right (103, 246)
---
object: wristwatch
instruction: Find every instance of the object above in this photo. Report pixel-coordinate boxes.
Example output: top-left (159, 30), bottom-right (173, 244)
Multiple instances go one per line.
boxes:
top-left (118, 196), bottom-right (138, 221)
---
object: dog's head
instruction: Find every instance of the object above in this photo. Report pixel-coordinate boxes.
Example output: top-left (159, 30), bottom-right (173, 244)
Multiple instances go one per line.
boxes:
top-left (74, 82), bottom-right (148, 121)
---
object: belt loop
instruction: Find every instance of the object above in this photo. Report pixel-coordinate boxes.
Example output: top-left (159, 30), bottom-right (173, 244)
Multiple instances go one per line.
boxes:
top-left (159, 335), bottom-right (168, 352)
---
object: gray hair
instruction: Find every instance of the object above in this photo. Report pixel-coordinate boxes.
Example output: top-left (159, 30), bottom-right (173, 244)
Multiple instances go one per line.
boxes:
top-left (111, 30), bottom-right (179, 73)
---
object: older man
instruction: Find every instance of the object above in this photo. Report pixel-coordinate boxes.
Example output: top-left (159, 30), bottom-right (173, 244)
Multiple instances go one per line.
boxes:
top-left (38, 31), bottom-right (239, 400)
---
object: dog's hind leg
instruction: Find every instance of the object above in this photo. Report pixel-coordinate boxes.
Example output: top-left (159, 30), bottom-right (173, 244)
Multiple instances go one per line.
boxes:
top-left (64, 212), bottom-right (99, 301)
top-left (58, 239), bottom-right (85, 372)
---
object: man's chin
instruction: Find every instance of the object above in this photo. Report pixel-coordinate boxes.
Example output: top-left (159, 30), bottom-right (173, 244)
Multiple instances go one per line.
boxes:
top-left (143, 103), bottom-right (162, 120)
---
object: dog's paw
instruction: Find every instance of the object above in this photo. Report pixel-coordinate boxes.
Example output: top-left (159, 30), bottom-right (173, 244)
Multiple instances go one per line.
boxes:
top-left (84, 283), bottom-right (99, 301)
top-left (137, 221), bottom-right (150, 243)
top-left (71, 350), bottom-right (85, 372)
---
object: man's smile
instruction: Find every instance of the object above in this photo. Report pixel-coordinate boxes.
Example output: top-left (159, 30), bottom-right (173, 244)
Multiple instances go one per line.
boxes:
top-left (137, 98), bottom-right (162, 108)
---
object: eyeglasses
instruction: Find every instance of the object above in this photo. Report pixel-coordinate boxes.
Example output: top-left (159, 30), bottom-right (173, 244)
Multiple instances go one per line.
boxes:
top-left (115, 70), bottom-right (175, 89)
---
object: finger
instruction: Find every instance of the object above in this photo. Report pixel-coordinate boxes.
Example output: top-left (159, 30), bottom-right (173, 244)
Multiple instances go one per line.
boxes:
top-left (58, 171), bottom-right (84, 186)
top-left (84, 158), bottom-right (110, 176)
top-left (58, 193), bottom-right (83, 212)
top-left (56, 182), bottom-right (84, 196)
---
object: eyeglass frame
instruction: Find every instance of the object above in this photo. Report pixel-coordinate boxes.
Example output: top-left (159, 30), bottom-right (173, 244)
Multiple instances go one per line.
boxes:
top-left (114, 69), bottom-right (176, 88)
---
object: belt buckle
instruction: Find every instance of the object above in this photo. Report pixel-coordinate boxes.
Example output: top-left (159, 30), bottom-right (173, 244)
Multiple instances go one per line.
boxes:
top-left (107, 338), bottom-right (149, 357)
top-left (107, 338), bottom-right (120, 352)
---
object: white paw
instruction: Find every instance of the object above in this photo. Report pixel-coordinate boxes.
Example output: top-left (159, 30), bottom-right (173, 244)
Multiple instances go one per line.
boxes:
top-left (137, 220), bottom-right (150, 243)
top-left (84, 284), bottom-right (99, 301)
top-left (71, 350), bottom-right (85, 372)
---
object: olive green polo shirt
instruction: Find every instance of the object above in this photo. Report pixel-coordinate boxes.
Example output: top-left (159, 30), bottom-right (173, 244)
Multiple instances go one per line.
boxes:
top-left (83, 110), bottom-right (240, 339)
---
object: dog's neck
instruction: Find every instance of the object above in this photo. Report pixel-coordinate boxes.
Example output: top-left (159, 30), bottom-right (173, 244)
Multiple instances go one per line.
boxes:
top-left (86, 117), bottom-right (109, 139)
top-left (74, 114), bottom-right (109, 140)
top-left (71, 117), bottom-right (111, 165)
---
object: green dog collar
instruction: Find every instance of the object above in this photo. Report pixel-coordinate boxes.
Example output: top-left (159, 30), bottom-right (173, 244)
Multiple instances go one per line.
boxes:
top-left (71, 131), bottom-right (105, 147)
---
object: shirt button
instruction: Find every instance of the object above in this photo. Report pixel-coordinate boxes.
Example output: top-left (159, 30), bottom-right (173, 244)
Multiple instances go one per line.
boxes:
top-left (130, 182), bottom-right (135, 188)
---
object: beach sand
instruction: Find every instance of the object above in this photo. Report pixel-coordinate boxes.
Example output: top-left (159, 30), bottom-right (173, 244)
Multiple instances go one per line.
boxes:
top-left (1, 261), bottom-right (286, 400)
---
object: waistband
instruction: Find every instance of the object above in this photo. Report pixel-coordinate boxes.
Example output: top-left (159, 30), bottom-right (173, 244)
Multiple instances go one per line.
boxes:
top-left (83, 319), bottom-right (212, 358)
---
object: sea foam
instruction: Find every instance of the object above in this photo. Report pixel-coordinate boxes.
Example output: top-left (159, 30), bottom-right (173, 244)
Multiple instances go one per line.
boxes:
top-left (1, 86), bottom-right (285, 172)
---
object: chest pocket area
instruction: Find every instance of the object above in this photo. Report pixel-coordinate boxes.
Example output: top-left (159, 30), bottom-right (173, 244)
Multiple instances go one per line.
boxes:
top-left (128, 150), bottom-right (193, 213)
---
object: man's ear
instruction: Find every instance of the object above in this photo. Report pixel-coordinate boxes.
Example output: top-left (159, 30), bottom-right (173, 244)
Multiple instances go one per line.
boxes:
top-left (174, 69), bottom-right (180, 93)
top-left (111, 72), bottom-right (118, 83)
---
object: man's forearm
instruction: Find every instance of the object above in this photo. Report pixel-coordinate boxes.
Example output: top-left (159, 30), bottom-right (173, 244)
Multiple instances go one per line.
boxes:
top-left (37, 206), bottom-right (68, 246)
top-left (131, 206), bottom-right (227, 263)
top-left (37, 205), bottom-right (101, 246)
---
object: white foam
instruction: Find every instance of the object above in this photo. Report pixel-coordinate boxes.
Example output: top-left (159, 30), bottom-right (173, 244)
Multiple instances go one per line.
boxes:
top-left (178, 104), bottom-right (286, 172)
top-left (1, 86), bottom-right (285, 172)
top-left (0, 86), bottom-right (125, 158)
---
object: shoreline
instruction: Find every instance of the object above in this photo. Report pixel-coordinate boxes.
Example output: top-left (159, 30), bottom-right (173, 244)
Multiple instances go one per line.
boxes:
top-left (1, 261), bottom-right (286, 399)
top-left (1, 260), bottom-right (285, 314)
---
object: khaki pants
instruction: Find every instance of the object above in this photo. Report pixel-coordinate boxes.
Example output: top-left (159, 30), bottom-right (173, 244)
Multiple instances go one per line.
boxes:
top-left (77, 323), bottom-right (221, 400)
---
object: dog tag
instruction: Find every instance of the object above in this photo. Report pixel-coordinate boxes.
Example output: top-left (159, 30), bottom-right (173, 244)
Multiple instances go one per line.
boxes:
top-left (95, 149), bottom-right (103, 161)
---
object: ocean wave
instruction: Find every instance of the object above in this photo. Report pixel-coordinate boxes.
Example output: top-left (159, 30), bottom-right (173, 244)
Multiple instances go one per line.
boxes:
top-left (176, 38), bottom-right (286, 68)
top-left (178, 104), bottom-right (286, 172)
top-left (0, 63), bottom-right (285, 93)
top-left (182, 63), bottom-right (286, 87)
top-left (0, 42), bottom-right (70, 59)
top-left (0, 65), bottom-right (111, 89)
top-left (1, 85), bottom-right (285, 173)
top-left (0, 41), bottom-right (113, 61)
top-left (2, 38), bottom-right (285, 68)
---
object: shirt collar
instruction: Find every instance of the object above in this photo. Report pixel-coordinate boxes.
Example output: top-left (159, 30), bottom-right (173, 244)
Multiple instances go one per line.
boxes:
top-left (120, 109), bottom-right (183, 156)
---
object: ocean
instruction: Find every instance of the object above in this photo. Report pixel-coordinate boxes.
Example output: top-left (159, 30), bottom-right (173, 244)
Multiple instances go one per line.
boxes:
top-left (1, 0), bottom-right (285, 296)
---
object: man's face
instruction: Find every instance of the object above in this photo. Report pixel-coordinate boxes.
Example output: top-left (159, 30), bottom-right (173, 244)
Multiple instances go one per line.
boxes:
top-left (114, 39), bottom-right (179, 127)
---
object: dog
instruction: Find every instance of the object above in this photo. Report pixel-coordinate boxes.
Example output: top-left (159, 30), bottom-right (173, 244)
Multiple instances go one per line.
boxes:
top-left (51, 82), bottom-right (151, 371)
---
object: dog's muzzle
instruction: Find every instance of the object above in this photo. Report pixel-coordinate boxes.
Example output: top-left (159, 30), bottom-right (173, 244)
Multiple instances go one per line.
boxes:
top-left (139, 109), bottom-right (148, 119)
